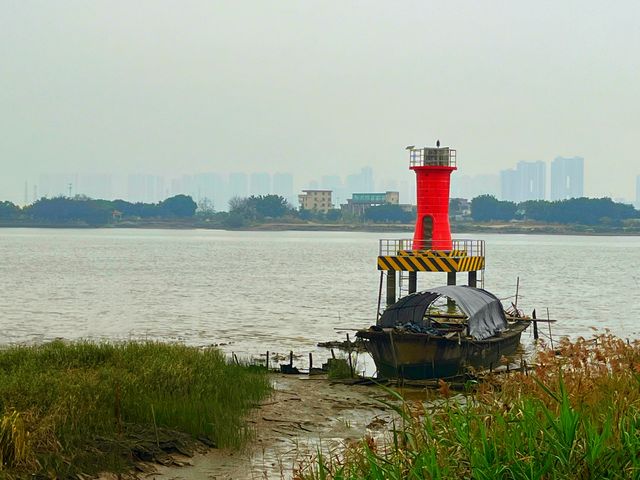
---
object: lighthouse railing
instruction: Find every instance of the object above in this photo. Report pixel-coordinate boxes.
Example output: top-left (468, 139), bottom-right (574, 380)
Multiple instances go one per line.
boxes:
top-left (408, 147), bottom-right (457, 168)
top-left (451, 239), bottom-right (484, 257)
top-left (379, 238), bottom-right (484, 257)
top-left (379, 239), bottom-right (414, 255)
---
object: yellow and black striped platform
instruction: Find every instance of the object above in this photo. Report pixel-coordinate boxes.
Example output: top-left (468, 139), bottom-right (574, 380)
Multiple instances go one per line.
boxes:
top-left (377, 254), bottom-right (484, 272)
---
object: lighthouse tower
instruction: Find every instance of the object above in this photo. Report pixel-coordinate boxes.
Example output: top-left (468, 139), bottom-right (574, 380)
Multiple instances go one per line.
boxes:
top-left (409, 146), bottom-right (456, 251)
top-left (375, 145), bottom-right (485, 310)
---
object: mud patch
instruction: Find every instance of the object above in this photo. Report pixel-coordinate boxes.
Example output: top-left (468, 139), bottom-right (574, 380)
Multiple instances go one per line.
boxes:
top-left (147, 374), bottom-right (395, 479)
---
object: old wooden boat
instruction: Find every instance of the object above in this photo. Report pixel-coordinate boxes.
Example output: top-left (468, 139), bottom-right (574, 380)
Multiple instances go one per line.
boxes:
top-left (356, 286), bottom-right (530, 379)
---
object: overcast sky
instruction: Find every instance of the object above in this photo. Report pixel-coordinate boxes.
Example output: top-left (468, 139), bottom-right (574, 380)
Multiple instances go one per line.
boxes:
top-left (1, 0), bottom-right (639, 203)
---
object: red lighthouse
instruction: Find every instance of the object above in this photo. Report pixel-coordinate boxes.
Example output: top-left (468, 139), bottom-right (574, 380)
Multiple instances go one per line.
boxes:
top-left (375, 145), bottom-right (484, 308)
top-left (408, 146), bottom-right (457, 251)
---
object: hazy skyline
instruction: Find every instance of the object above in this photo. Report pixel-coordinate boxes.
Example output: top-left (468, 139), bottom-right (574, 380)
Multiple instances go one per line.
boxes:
top-left (2, 1), bottom-right (639, 204)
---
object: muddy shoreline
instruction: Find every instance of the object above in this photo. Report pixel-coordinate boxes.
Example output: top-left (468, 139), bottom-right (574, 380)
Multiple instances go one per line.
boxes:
top-left (146, 374), bottom-right (397, 480)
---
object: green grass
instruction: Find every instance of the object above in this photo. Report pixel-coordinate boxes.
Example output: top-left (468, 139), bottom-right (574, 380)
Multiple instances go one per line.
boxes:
top-left (300, 334), bottom-right (640, 479)
top-left (327, 358), bottom-right (353, 380)
top-left (0, 341), bottom-right (271, 477)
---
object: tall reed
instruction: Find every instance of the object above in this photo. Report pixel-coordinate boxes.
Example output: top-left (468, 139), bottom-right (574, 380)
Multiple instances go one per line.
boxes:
top-left (300, 333), bottom-right (640, 479)
top-left (0, 341), bottom-right (271, 477)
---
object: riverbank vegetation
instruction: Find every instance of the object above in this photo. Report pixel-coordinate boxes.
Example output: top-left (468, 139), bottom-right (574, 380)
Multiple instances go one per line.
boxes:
top-left (471, 195), bottom-right (639, 225)
top-left (0, 341), bottom-right (270, 477)
top-left (0, 195), bottom-right (198, 226)
top-left (1, 194), bottom-right (638, 232)
top-left (300, 333), bottom-right (640, 479)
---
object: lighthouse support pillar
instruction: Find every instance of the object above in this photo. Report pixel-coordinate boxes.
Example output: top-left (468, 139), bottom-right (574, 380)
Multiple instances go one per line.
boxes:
top-left (447, 272), bottom-right (456, 309)
top-left (408, 272), bottom-right (417, 294)
top-left (386, 271), bottom-right (396, 306)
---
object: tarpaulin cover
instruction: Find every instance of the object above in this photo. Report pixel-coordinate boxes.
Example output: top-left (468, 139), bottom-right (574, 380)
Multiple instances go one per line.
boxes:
top-left (377, 286), bottom-right (507, 341)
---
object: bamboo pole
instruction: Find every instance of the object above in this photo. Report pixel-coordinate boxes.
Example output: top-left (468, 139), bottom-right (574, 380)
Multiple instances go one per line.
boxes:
top-left (547, 307), bottom-right (554, 349)
top-left (376, 271), bottom-right (384, 320)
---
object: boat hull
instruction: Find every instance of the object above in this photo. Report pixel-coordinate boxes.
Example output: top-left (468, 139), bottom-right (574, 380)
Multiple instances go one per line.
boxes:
top-left (357, 321), bottom-right (529, 379)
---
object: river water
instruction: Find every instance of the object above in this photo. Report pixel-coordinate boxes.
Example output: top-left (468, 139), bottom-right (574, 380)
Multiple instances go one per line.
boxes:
top-left (1, 229), bottom-right (639, 367)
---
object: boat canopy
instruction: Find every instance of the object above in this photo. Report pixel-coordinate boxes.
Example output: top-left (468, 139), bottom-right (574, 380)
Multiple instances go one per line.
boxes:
top-left (377, 286), bottom-right (508, 341)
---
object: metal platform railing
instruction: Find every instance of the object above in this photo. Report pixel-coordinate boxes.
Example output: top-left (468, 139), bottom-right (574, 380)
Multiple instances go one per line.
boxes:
top-left (408, 147), bottom-right (457, 168)
top-left (379, 238), bottom-right (413, 255)
top-left (379, 238), bottom-right (485, 257)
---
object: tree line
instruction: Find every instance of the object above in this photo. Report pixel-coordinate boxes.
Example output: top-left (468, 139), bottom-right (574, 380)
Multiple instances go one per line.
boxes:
top-left (2, 193), bottom-right (637, 227)
top-left (470, 195), bottom-right (639, 225)
top-left (0, 195), bottom-right (197, 226)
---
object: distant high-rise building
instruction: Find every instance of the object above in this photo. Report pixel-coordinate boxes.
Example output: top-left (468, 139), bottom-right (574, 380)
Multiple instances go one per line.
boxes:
top-left (273, 172), bottom-right (294, 205)
top-left (193, 173), bottom-right (215, 201)
top-left (500, 161), bottom-right (545, 202)
top-left (475, 174), bottom-right (500, 198)
top-left (636, 175), bottom-right (640, 208)
top-left (249, 172), bottom-right (271, 196)
top-left (228, 173), bottom-right (248, 201)
top-left (127, 175), bottom-right (146, 202)
top-left (518, 161), bottom-right (546, 201)
top-left (127, 174), bottom-right (165, 202)
top-left (378, 178), bottom-right (398, 192)
top-left (346, 167), bottom-right (375, 195)
top-left (170, 177), bottom-right (183, 197)
top-left (77, 174), bottom-right (114, 200)
top-left (211, 174), bottom-right (227, 211)
top-left (500, 169), bottom-right (519, 202)
top-left (451, 174), bottom-right (499, 200)
top-left (151, 175), bottom-right (165, 202)
top-left (39, 173), bottom-right (76, 198)
top-left (361, 167), bottom-right (374, 192)
top-left (551, 156), bottom-right (584, 200)
top-left (399, 180), bottom-right (414, 206)
top-left (175, 175), bottom-right (195, 198)
top-left (319, 175), bottom-right (339, 190)
top-left (193, 173), bottom-right (226, 209)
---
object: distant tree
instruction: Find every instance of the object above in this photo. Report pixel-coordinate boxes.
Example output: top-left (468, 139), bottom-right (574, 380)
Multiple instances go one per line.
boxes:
top-left (158, 195), bottom-right (197, 217)
top-left (228, 195), bottom-right (292, 221)
top-left (449, 198), bottom-right (470, 217)
top-left (298, 208), bottom-right (312, 221)
top-left (111, 199), bottom-right (158, 218)
top-left (325, 209), bottom-right (342, 222)
top-left (470, 196), bottom-right (638, 225)
top-left (223, 211), bottom-right (247, 228)
top-left (26, 197), bottom-right (112, 225)
top-left (228, 196), bottom-right (257, 221)
top-left (0, 201), bottom-right (20, 219)
top-left (228, 196), bottom-right (246, 212)
top-left (19, 194), bottom-right (199, 225)
top-left (365, 204), bottom-right (415, 223)
top-left (471, 195), bottom-right (517, 221)
top-left (112, 199), bottom-right (136, 216)
top-left (518, 200), bottom-right (552, 221)
top-left (247, 195), bottom-right (292, 218)
top-left (518, 197), bottom-right (638, 225)
top-left (197, 198), bottom-right (215, 215)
